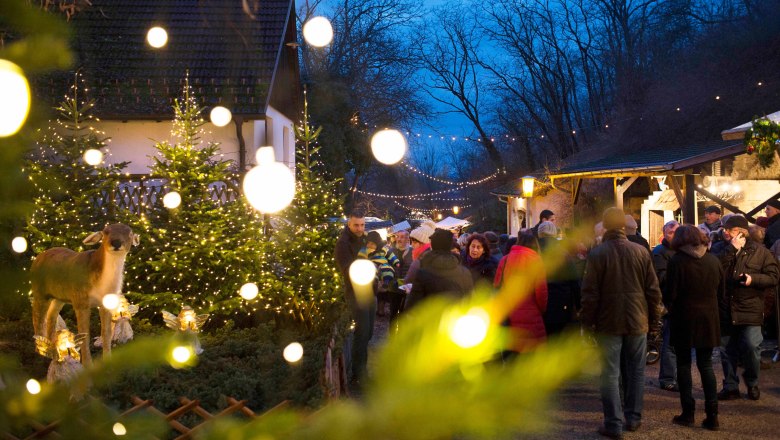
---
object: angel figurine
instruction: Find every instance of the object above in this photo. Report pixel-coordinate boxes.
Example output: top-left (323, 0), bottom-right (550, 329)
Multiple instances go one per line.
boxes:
top-left (162, 306), bottom-right (209, 354)
top-left (94, 294), bottom-right (138, 348)
top-left (35, 329), bottom-right (87, 383)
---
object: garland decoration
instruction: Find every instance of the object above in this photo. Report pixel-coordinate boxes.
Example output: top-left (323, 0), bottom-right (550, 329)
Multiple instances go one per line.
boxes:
top-left (745, 116), bottom-right (780, 168)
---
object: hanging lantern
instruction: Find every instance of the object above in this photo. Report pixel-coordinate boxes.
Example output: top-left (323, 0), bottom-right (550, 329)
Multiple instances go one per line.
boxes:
top-left (453, 205), bottom-right (460, 215)
top-left (0, 59), bottom-right (31, 137)
top-left (521, 176), bottom-right (535, 198)
top-left (243, 147), bottom-right (295, 213)
top-left (371, 129), bottom-right (407, 165)
top-left (302, 16), bottom-right (333, 47)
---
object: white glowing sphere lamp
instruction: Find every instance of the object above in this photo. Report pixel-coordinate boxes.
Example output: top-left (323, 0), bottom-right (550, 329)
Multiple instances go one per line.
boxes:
top-left (302, 16), bottom-right (333, 47)
top-left (450, 308), bottom-right (490, 348)
top-left (210, 106), bottom-right (232, 127)
top-left (371, 129), bottom-right (407, 165)
top-left (147, 26), bottom-right (168, 48)
top-left (283, 342), bottom-right (304, 363)
top-left (0, 59), bottom-right (31, 137)
top-left (11, 236), bottom-right (27, 253)
top-left (102, 293), bottom-right (120, 310)
top-left (349, 259), bottom-right (376, 286)
top-left (243, 147), bottom-right (295, 213)
top-left (172, 346), bottom-right (192, 363)
top-left (113, 423), bottom-right (127, 436)
top-left (83, 149), bottom-right (103, 165)
top-left (26, 379), bottom-right (41, 395)
top-left (163, 191), bottom-right (182, 209)
top-left (239, 282), bottom-right (259, 300)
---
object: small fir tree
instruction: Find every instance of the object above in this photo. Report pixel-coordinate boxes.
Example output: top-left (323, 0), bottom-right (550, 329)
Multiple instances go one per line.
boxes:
top-left (260, 91), bottom-right (346, 331)
top-left (25, 73), bottom-right (128, 253)
top-left (124, 76), bottom-right (264, 317)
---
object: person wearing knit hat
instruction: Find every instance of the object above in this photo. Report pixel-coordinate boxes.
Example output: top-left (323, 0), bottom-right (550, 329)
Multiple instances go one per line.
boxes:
top-left (405, 220), bottom-right (438, 285)
top-left (537, 221), bottom-right (558, 239)
top-left (581, 206), bottom-right (663, 437)
top-left (406, 228), bottom-right (473, 310)
top-left (763, 199), bottom-right (780, 248)
top-left (711, 212), bottom-right (779, 402)
top-left (360, 231), bottom-right (400, 289)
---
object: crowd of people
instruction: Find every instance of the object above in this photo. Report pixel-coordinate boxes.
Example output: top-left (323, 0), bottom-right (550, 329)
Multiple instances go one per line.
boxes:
top-left (334, 202), bottom-right (780, 438)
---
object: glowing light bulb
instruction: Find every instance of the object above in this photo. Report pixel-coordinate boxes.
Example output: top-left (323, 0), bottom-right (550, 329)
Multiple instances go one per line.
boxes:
top-left (349, 259), bottom-right (376, 286)
top-left (371, 129), bottom-right (407, 165)
top-left (302, 16), bottom-right (333, 47)
top-left (243, 148), bottom-right (295, 213)
top-left (450, 308), bottom-right (489, 348)
top-left (146, 26), bottom-right (168, 48)
top-left (172, 346), bottom-right (192, 363)
top-left (83, 149), bottom-right (103, 165)
top-left (113, 423), bottom-right (127, 436)
top-left (11, 236), bottom-right (27, 253)
top-left (26, 379), bottom-right (41, 395)
top-left (102, 293), bottom-right (120, 310)
top-left (163, 191), bottom-right (181, 209)
top-left (283, 342), bottom-right (304, 363)
top-left (239, 282), bottom-right (259, 300)
top-left (210, 106), bottom-right (232, 127)
top-left (453, 206), bottom-right (460, 215)
top-left (0, 59), bottom-right (31, 137)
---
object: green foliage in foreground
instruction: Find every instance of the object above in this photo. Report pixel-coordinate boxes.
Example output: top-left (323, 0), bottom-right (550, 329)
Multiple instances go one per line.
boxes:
top-left (1, 287), bottom-right (599, 439)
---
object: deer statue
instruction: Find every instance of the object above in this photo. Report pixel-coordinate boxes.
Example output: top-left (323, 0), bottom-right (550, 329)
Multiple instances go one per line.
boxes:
top-left (31, 224), bottom-right (139, 366)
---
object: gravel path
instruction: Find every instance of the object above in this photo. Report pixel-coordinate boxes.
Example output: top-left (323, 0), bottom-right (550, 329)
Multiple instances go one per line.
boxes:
top-left (368, 310), bottom-right (780, 439)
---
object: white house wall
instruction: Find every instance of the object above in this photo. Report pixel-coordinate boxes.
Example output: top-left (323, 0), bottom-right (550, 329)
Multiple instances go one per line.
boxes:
top-left (96, 120), bottom-right (257, 175)
top-left (93, 109), bottom-right (297, 175)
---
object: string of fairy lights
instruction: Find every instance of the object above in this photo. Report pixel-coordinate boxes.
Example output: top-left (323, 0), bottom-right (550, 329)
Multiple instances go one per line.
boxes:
top-left (393, 200), bottom-right (471, 215)
top-left (399, 161), bottom-right (504, 186)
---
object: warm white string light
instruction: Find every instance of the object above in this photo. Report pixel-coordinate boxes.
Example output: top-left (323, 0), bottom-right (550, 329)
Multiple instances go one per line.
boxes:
top-left (400, 161), bottom-right (503, 186)
top-left (393, 200), bottom-right (471, 215)
top-left (354, 186), bottom-right (465, 199)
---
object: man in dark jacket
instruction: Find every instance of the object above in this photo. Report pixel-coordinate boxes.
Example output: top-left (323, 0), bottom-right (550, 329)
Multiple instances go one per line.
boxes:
top-left (626, 215), bottom-right (651, 253)
top-left (652, 220), bottom-right (680, 392)
top-left (406, 229), bottom-right (473, 310)
top-left (531, 209), bottom-right (555, 238)
top-left (334, 210), bottom-right (372, 385)
top-left (389, 229), bottom-right (413, 322)
top-left (711, 215), bottom-right (779, 401)
top-left (762, 199), bottom-right (780, 248)
top-left (581, 208), bottom-right (663, 439)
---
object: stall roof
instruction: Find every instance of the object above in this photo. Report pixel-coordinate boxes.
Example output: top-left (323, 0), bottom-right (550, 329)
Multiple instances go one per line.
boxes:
top-left (548, 139), bottom-right (743, 181)
top-left (722, 110), bottom-right (780, 140)
top-left (436, 216), bottom-right (470, 230)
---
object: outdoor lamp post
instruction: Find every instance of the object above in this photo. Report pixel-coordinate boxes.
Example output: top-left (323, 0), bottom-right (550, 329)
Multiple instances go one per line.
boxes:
top-left (521, 176), bottom-right (535, 229)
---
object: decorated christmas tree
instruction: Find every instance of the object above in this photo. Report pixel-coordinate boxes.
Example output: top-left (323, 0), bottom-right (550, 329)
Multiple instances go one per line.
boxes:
top-left (25, 73), bottom-right (127, 253)
top-left (123, 76), bottom-right (264, 318)
top-left (259, 91), bottom-right (346, 331)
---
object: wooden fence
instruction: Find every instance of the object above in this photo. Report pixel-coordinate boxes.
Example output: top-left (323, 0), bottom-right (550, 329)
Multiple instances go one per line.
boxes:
top-left (3, 395), bottom-right (289, 440)
top-left (93, 175), bottom-right (240, 215)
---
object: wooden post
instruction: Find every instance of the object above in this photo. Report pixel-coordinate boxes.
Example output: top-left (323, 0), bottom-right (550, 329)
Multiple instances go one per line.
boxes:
top-left (683, 174), bottom-right (696, 224)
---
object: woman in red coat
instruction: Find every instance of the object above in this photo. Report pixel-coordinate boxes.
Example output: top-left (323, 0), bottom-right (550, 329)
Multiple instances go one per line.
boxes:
top-left (494, 233), bottom-right (548, 354)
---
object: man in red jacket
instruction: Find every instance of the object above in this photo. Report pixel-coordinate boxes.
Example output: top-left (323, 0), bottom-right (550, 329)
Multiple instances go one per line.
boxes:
top-left (581, 208), bottom-right (663, 439)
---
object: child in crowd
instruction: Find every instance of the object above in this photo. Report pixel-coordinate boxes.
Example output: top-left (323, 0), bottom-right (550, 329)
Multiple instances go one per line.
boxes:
top-left (359, 231), bottom-right (401, 314)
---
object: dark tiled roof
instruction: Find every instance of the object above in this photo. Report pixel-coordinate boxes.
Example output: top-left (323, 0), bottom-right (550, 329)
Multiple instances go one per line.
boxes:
top-left (34, 0), bottom-right (294, 119)
top-left (491, 139), bottom-right (744, 196)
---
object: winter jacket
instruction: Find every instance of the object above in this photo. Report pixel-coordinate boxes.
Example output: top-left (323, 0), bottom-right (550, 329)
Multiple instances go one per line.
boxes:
top-left (627, 233), bottom-right (651, 253)
top-left (405, 244), bottom-right (431, 284)
top-left (698, 220), bottom-right (722, 234)
top-left (765, 214), bottom-right (780, 248)
top-left (711, 239), bottom-right (779, 327)
top-left (406, 250), bottom-right (473, 310)
top-left (359, 246), bottom-right (400, 289)
top-left (580, 229), bottom-right (663, 336)
top-left (538, 237), bottom-right (581, 329)
top-left (494, 245), bottom-right (548, 351)
top-left (666, 245), bottom-right (723, 349)
top-left (463, 254), bottom-right (498, 286)
top-left (334, 227), bottom-right (366, 304)
top-left (651, 239), bottom-right (675, 306)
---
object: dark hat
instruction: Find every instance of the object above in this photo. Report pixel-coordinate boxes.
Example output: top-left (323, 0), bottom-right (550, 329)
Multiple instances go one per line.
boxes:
top-left (723, 215), bottom-right (749, 230)
top-left (704, 205), bottom-right (721, 215)
top-left (430, 228), bottom-right (454, 251)
top-left (602, 207), bottom-right (626, 231)
top-left (366, 230), bottom-right (384, 247)
top-left (767, 199), bottom-right (780, 210)
top-left (484, 231), bottom-right (499, 244)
